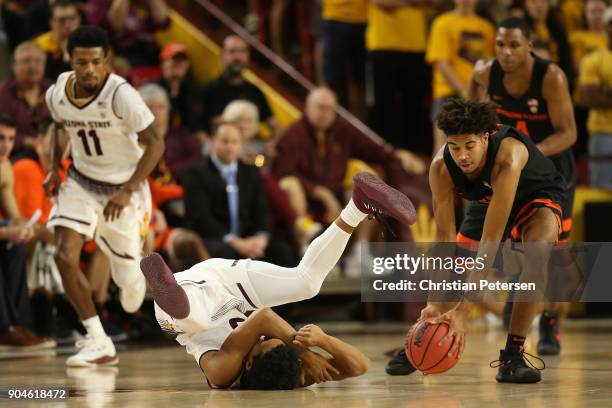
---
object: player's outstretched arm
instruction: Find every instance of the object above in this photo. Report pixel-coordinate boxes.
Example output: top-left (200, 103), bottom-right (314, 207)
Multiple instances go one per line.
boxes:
top-left (538, 64), bottom-right (577, 157)
top-left (293, 324), bottom-right (370, 385)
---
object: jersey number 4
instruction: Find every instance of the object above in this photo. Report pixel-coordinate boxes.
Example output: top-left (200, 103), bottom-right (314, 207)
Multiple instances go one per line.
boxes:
top-left (77, 129), bottom-right (103, 156)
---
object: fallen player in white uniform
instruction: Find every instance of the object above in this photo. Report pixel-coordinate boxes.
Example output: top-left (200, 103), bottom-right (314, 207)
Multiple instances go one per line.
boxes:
top-left (141, 172), bottom-right (416, 389)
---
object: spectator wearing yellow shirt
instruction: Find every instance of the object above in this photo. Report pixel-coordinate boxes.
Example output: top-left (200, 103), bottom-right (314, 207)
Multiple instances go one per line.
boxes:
top-left (321, 0), bottom-right (368, 111)
top-left (426, 0), bottom-right (495, 153)
top-left (561, 0), bottom-right (585, 33)
top-left (365, 0), bottom-right (431, 153)
top-left (523, 0), bottom-right (574, 89)
top-left (569, 0), bottom-right (609, 73)
top-left (579, 7), bottom-right (612, 187)
top-left (33, 0), bottom-right (81, 80)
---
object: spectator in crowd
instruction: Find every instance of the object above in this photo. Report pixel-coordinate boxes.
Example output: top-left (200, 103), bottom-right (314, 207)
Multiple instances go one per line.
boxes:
top-left (320, 0), bottom-right (367, 111)
top-left (34, 0), bottom-right (81, 80)
top-left (365, 0), bottom-right (431, 153)
top-left (0, 41), bottom-right (52, 155)
top-left (426, 0), bottom-right (496, 154)
top-left (0, 0), bottom-right (28, 79)
top-left (183, 123), bottom-right (295, 267)
top-left (272, 87), bottom-right (425, 271)
top-left (561, 0), bottom-right (587, 33)
top-left (0, 116), bottom-right (55, 349)
top-left (523, 0), bottom-right (574, 88)
top-left (200, 35), bottom-right (281, 139)
top-left (86, 0), bottom-right (170, 66)
top-left (27, 0), bottom-right (86, 41)
top-left (154, 43), bottom-right (204, 133)
top-left (140, 83), bottom-right (202, 182)
top-left (139, 83), bottom-right (209, 270)
top-left (578, 7), bottom-right (612, 188)
top-left (569, 0), bottom-right (609, 73)
top-left (222, 99), bottom-right (322, 253)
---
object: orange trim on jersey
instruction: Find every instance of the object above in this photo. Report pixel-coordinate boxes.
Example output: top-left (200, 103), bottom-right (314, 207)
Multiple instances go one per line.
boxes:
top-left (154, 227), bottom-right (176, 253)
top-left (510, 198), bottom-right (562, 242)
top-left (496, 108), bottom-right (549, 121)
top-left (457, 232), bottom-right (479, 243)
top-left (562, 219), bottom-right (573, 232)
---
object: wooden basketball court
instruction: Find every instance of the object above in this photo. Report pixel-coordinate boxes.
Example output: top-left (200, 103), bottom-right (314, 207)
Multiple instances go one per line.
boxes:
top-left (2, 319), bottom-right (612, 407)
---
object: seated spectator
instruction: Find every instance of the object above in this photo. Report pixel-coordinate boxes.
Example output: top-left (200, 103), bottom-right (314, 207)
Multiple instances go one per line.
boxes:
top-left (523, 0), bottom-right (574, 88)
top-left (0, 1), bottom-right (28, 80)
top-left (426, 0), bottom-right (495, 154)
top-left (271, 87), bottom-right (425, 274)
top-left (183, 123), bottom-right (295, 267)
top-left (154, 43), bottom-right (204, 133)
top-left (86, 0), bottom-right (170, 66)
top-left (139, 83), bottom-right (202, 182)
top-left (569, 0), bottom-right (608, 73)
top-left (200, 35), bottom-right (280, 139)
top-left (222, 99), bottom-right (322, 252)
top-left (0, 41), bottom-right (52, 156)
top-left (273, 87), bottom-right (425, 225)
top-left (578, 8), bottom-right (612, 188)
top-left (0, 116), bottom-right (55, 349)
top-left (34, 0), bottom-right (81, 80)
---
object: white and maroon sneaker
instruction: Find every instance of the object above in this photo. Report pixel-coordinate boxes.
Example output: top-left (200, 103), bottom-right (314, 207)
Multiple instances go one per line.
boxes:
top-left (352, 172), bottom-right (417, 227)
top-left (140, 253), bottom-right (190, 319)
top-left (65, 335), bottom-right (118, 367)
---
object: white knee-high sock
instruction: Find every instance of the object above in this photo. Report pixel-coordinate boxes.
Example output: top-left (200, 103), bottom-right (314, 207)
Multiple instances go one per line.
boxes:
top-left (298, 222), bottom-right (352, 284)
top-left (340, 199), bottom-right (367, 227)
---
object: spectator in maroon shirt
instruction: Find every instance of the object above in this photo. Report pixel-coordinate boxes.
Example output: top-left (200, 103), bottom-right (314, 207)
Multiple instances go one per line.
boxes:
top-left (86, 0), bottom-right (170, 66)
top-left (0, 41), bottom-right (52, 157)
top-left (272, 87), bottom-right (425, 274)
top-left (272, 87), bottom-right (425, 224)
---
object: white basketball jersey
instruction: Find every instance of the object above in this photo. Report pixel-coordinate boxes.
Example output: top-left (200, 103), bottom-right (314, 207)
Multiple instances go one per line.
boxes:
top-left (45, 71), bottom-right (154, 184)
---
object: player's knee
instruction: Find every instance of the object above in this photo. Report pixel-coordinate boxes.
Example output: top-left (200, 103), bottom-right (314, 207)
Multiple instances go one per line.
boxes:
top-left (54, 245), bottom-right (80, 271)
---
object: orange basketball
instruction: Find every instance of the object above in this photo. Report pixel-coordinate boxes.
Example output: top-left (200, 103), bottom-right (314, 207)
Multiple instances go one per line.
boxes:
top-left (405, 318), bottom-right (461, 375)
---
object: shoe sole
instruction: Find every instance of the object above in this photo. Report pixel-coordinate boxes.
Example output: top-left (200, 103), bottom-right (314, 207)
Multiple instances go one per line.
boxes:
top-left (66, 355), bottom-right (119, 368)
top-left (496, 375), bottom-right (541, 384)
top-left (140, 253), bottom-right (190, 319)
top-left (353, 173), bottom-right (417, 226)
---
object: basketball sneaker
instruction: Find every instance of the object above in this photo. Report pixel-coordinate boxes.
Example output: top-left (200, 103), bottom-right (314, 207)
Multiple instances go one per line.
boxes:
top-left (537, 313), bottom-right (561, 355)
top-left (491, 348), bottom-right (544, 383)
top-left (140, 253), bottom-right (190, 319)
top-left (119, 272), bottom-right (146, 313)
top-left (66, 335), bottom-right (118, 367)
top-left (352, 172), bottom-right (417, 227)
top-left (385, 349), bottom-right (417, 376)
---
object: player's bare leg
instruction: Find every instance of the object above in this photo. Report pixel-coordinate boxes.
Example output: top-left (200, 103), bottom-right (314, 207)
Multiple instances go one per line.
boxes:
top-left (54, 226), bottom-right (117, 367)
top-left (495, 208), bottom-right (558, 383)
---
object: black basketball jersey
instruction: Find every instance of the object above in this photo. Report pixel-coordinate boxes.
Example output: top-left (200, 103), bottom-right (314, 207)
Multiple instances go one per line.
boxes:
top-left (443, 125), bottom-right (565, 206)
top-left (487, 56), bottom-right (575, 184)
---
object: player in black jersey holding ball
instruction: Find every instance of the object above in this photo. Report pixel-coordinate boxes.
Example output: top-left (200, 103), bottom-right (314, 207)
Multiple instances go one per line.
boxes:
top-left (469, 17), bottom-right (577, 356)
top-left (387, 99), bottom-right (567, 383)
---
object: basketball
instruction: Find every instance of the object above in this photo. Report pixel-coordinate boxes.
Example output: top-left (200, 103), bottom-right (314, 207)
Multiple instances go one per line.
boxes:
top-left (406, 318), bottom-right (461, 375)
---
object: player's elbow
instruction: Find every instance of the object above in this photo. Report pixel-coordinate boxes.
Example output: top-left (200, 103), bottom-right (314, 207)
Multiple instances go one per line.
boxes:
top-left (347, 356), bottom-right (371, 377)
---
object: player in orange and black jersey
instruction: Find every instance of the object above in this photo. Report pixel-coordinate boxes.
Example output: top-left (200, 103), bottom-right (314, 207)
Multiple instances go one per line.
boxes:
top-left (469, 17), bottom-right (577, 356)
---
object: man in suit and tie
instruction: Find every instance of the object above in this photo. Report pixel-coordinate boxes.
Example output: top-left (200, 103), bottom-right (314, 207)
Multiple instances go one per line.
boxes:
top-left (183, 122), bottom-right (296, 267)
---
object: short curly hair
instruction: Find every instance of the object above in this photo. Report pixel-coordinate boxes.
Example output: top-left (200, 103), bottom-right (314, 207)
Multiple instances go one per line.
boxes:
top-left (240, 344), bottom-right (301, 390)
top-left (436, 98), bottom-right (499, 137)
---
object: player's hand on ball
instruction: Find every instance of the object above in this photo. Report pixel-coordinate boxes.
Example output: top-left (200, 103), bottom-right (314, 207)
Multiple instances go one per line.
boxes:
top-left (299, 350), bottom-right (339, 384)
top-left (43, 170), bottom-right (62, 197)
top-left (104, 188), bottom-right (133, 221)
top-left (293, 324), bottom-right (327, 348)
top-left (418, 304), bottom-right (441, 321)
top-left (433, 306), bottom-right (467, 358)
